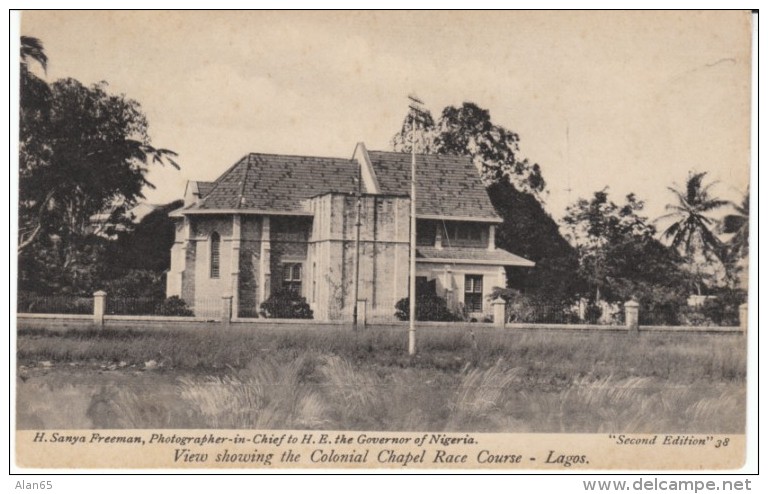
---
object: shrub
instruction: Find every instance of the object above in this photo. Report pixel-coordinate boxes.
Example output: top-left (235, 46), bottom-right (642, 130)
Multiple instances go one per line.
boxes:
top-left (700, 288), bottom-right (746, 326)
top-left (679, 309), bottom-right (716, 327)
top-left (260, 289), bottom-right (313, 319)
top-left (394, 293), bottom-right (461, 322)
top-left (630, 285), bottom-right (688, 326)
top-left (156, 296), bottom-right (194, 317)
top-left (583, 303), bottom-right (603, 324)
top-left (489, 288), bottom-right (578, 324)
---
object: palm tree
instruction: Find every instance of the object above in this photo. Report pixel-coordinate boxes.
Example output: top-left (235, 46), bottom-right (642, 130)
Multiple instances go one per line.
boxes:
top-left (20, 36), bottom-right (48, 72)
top-left (722, 192), bottom-right (750, 260)
top-left (19, 36), bottom-right (52, 253)
top-left (659, 171), bottom-right (728, 260)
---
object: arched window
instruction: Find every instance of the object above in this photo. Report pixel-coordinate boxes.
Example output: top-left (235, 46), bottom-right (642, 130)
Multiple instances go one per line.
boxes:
top-left (283, 263), bottom-right (302, 294)
top-left (210, 232), bottom-right (220, 278)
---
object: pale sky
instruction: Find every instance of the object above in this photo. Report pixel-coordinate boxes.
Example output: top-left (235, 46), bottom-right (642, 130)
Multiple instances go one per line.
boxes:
top-left (20, 10), bottom-right (752, 222)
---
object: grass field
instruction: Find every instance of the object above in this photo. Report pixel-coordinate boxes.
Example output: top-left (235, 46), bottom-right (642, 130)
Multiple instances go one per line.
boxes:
top-left (15, 326), bottom-right (746, 432)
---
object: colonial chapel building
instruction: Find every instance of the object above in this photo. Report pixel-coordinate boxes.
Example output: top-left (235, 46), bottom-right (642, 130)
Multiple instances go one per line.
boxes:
top-left (167, 143), bottom-right (534, 321)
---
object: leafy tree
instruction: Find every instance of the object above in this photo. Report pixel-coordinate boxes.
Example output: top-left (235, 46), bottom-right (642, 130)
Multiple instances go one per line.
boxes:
top-left (392, 102), bottom-right (545, 195)
top-left (18, 233), bottom-right (110, 296)
top-left (20, 78), bottom-right (179, 251)
top-left (486, 180), bottom-right (581, 303)
top-left (391, 105), bottom-right (435, 154)
top-left (18, 36), bottom-right (180, 297)
top-left (391, 101), bottom-right (575, 303)
top-left (18, 36), bottom-right (179, 254)
top-left (563, 189), bottom-right (690, 305)
top-left (658, 171), bottom-right (728, 260)
top-left (105, 199), bottom-right (184, 273)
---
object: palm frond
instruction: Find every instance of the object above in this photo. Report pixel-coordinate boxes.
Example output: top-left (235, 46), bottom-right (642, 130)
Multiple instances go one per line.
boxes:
top-left (666, 187), bottom-right (691, 209)
top-left (20, 36), bottom-right (48, 73)
top-left (685, 172), bottom-right (708, 203)
top-left (661, 222), bottom-right (680, 240)
top-left (722, 214), bottom-right (748, 234)
top-left (697, 199), bottom-right (730, 212)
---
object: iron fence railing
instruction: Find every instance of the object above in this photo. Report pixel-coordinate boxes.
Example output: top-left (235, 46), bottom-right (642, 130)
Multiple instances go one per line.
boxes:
top-left (504, 303), bottom-right (620, 325)
top-left (18, 293), bottom-right (221, 318)
top-left (17, 293), bottom-right (94, 315)
top-left (106, 296), bottom-right (221, 317)
top-left (639, 306), bottom-right (740, 327)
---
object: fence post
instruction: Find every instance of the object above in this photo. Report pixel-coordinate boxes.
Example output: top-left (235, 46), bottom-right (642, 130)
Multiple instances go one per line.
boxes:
top-left (221, 295), bottom-right (233, 326)
top-left (93, 290), bottom-right (106, 328)
top-left (625, 300), bottom-right (639, 333)
top-left (492, 298), bottom-right (506, 328)
top-left (739, 303), bottom-right (748, 334)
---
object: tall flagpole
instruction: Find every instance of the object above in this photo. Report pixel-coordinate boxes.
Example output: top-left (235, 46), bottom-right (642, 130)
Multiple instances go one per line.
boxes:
top-left (408, 95), bottom-right (423, 356)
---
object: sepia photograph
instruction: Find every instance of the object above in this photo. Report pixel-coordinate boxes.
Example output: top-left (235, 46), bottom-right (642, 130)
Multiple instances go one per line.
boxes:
top-left (13, 10), bottom-right (754, 471)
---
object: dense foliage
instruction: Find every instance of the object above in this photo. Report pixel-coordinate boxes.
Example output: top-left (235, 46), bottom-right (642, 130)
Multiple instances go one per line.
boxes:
top-left (19, 77), bottom-right (178, 253)
top-left (18, 37), bottom-right (179, 298)
top-left (563, 189), bottom-right (690, 306)
top-left (487, 180), bottom-right (581, 304)
top-left (699, 288), bottom-right (746, 326)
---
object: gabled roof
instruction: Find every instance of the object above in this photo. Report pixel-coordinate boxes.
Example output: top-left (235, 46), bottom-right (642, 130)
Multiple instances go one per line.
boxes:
top-left (417, 246), bottom-right (535, 267)
top-left (367, 151), bottom-right (500, 221)
top-left (185, 153), bottom-right (359, 213)
top-left (196, 181), bottom-right (216, 198)
top-left (181, 145), bottom-right (501, 221)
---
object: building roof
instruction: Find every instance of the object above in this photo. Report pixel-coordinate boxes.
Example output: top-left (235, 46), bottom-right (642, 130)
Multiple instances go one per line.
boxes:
top-left (186, 153), bottom-right (360, 213)
top-left (416, 246), bottom-right (535, 267)
top-left (196, 181), bottom-right (216, 198)
top-left (181, 145), bottom-right (501, 221)
top-left (366, 151), bottom-right (500, 221)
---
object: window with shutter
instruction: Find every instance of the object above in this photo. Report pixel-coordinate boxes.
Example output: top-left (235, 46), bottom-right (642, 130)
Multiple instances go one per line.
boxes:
top-left (210, 232), bottom-right (220, 278)
top-left (464, 274), bottom-right (483, 312)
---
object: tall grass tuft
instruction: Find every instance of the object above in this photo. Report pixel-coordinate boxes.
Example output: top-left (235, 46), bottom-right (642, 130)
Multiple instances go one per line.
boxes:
top-left (86, 386), bottom-right (172, 429)
top-left (177, 354), bottom-right (328, 429)
top-left (446, 361), bottom-right (524, 431)
top-left (316, 355), bottom-right (382, 429)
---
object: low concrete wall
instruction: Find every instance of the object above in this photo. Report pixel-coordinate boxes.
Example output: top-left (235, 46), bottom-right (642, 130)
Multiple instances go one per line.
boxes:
top-left (233, 317), bottom-right (346, 326)
top-left (23, 292), bottom-right (746, 335)
top-left (17, 314), bottom-right (98, 332)
top-left (640, 325), bottom-right (741, 333)
top-left (16, 313), bottom-right (743, 335)
top-left (17, 313), bottom-right (215, 332)
top-left (17, 313), bottom-right (350, 332)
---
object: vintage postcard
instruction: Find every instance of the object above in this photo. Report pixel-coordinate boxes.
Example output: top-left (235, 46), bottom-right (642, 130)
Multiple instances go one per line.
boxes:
top-left (13, 10), bottom-right (753, 471)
